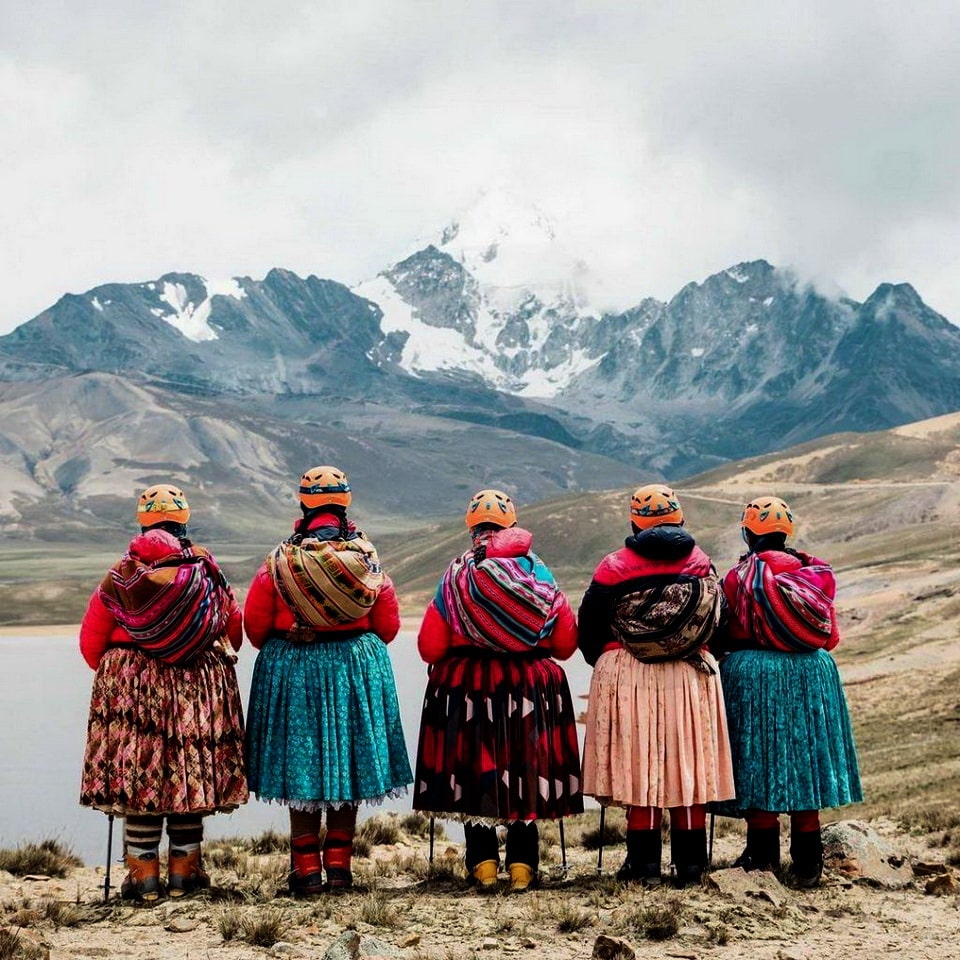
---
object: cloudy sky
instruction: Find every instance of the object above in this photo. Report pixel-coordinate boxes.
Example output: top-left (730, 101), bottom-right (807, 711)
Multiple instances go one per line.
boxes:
top-left (2, 0), bottom-right (959, 332)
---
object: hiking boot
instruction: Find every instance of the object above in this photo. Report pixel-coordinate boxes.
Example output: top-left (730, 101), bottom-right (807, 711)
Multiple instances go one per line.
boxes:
top-left (121, 851), bottom-right (161, 903)
top-left (471, 859), bottom-right (499, 888)
top-left (508, 863), bottom-right (536, 892)
top-left (790, 830), bottom-right (824, 888)
top-left (168, 846), bottom-right (210, 898)
top-left (616, 829), bottom-right (662, 886)
top-left (734, 827), bottom-right (781, 873)
top-left (289, 834), bottom-right (324, 898)
top-left (671, 828), bottom-right (707, 888)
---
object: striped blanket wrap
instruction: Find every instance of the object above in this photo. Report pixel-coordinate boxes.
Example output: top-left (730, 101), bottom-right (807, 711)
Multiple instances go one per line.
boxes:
top-left (98, 546), bottom-right (230, 665)
top-left (731, 552), bottom-right (839, 653)
top-left (268, 535), bottom-right (384, 628)
top-left (611, 572), bottom-right (723, 664)
top-left (435, 549), bottom-right (562, 653)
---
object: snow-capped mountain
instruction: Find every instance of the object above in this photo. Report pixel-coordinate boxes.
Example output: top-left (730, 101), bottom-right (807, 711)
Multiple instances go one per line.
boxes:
top-left (355, 190), bottom-right (607, 397)
top-left (2, 190), bottom-right (960, 540)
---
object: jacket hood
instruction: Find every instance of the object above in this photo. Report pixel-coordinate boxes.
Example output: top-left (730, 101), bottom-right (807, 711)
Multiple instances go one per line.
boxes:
top-left (625, 524), bottom-right (695, 561)
top-left (479, 526), bottom-right (534, 559)
top-left (128, 529), bottom-right (183, 563)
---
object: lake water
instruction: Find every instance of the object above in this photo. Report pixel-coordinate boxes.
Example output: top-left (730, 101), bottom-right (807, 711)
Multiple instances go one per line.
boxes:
top-left (0, 631), bottom-right (593, 865)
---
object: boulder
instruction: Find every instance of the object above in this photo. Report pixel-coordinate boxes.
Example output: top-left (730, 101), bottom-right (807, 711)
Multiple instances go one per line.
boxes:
top-left (322, 931), bottom-right (404, 960)
top-left (592, 934), bottom-right (637, 960)
top-left (705, 867), bottom-right (784, 908)
top-left (821, 821), bottom-right (913, 888)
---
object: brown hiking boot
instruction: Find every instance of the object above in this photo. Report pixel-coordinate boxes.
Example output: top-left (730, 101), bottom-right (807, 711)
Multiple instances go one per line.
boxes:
top-left (167, 846), bottom-right (211, 898)
top-left (121, 851), bottom-right (161, 903)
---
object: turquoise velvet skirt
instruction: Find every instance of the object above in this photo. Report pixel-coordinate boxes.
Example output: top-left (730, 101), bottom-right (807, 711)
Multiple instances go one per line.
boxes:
top-left (246, 632), bottom-right (412, 809)
top-left (718, 648), bottom-right (862, 813)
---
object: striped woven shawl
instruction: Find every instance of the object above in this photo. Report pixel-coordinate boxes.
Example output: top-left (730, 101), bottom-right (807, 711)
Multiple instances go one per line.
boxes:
top-left (98, 546), bottom-right (229, 665)
top-left (435, 548), bottom-right (561, 653)
top-left (268, 535), bottom-right (384, 628)
top-left (730, 551), bottom-right (839, 653)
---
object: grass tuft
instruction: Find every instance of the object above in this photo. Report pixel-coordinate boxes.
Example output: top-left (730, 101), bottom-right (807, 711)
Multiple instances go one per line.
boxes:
top-left (553, 903), bottom-right (594, 933)
top-left (358, 815), bottom-right (402, 846)
top-left (216, 905), bottom-right (243, 941)
top-left (623, 898), bottom-right (683, 941)
top-left (357, 891), bottom-right (400, 928)
top-left (0, 840), bottom-right (82, 878)
top-left (240, 906), bottom-right (289, 947)
top-left (580, 821), bottom-right (626, 850)
top-left (246, 829), bottom-right (289, 855)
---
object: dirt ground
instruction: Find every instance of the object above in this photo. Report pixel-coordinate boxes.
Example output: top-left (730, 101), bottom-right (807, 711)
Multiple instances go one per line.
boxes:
top-left (2, 815), bottom-right (959, 960)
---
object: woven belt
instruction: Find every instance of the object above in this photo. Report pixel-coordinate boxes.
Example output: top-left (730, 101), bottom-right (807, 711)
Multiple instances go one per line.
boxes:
top-left (276, 626), bottom-right (367, 644)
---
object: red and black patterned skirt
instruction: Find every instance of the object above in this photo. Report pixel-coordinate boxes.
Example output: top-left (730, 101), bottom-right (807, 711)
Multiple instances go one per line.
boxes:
top-left (413, 653), bottom-right (583, 822)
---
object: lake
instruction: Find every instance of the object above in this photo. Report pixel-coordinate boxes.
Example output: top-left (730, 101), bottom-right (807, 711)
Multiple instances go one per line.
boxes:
top-left (0, 631), bottom-right (593, 864)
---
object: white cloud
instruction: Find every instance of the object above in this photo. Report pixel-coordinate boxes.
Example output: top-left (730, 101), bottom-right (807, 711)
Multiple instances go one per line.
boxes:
top-left (1, 0), bottom-right (959, 332)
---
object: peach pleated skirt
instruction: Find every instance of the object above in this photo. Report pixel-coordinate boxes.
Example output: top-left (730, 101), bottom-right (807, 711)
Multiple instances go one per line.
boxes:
top-left (582, 648), bottom-right (736, 809)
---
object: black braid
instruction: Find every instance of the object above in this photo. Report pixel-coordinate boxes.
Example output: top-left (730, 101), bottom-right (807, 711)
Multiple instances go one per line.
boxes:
top-left (338, 512), bottom-right (350, 541)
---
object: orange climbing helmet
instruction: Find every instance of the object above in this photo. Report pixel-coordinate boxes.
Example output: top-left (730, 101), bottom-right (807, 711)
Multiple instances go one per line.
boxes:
top-left (465, 489), bottom-right (517, 530)
top-left (137, 482), bottom-right (190, 527)
top-left (741, 496), bottom-right (794, 538)
top-left (298, 465), bottom-right (352, 510)
top-left (629, 484), bottom-right (683, 529)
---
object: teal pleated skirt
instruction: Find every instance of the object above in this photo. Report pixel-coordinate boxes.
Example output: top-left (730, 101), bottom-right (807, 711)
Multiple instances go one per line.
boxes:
top-left (718, 649), bottom-right (862, 813)
top-left (246, 633), bottom-right (412, 809)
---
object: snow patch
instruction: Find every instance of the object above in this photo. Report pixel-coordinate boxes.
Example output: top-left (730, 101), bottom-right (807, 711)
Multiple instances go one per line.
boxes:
top-left (745, 323), bottom-right (759, 335)
top-left (518, 350), bottom-right (601, 398)
top-left (353, 275), bottom-right (513, 387)
top-left (763, 296), bottom-right (774, 307)
top-left (91, 297), bottom-right (103, 312)
top-left (691, 347), bottom-right (705, 357)
top-left (159, 282), bottom-right (219, 342)
top-left (203, 276), bottom-right (246, 300)
top-left (726, 267), bottom-right (750, 284)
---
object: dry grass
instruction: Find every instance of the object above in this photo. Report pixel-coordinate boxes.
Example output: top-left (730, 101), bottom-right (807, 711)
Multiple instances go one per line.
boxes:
top-left (358, 814), bottom-right (402, 847)
top-left (240, 907), bottom-right (289, 947)
top-left (0, 840), bottom-right (82, 878)
top-left (621, 897), bottom-right (683, 941)
top-left (215, 905), bottom-right (243, 942)
top-left (0, 928), bottom-right (47, 960)
top-left (245, 829), bottom-right (289, 855)
top-left (552, 902), bottom-right (594, 933)
top-left (398, 812), bottom-right (444, 840)
top-left (357, 891), bottom-right (400, 928)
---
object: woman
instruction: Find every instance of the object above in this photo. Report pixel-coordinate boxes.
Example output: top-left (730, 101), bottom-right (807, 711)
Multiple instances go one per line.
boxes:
top-left (579, 484), bottom-right (735, 887)
top-left (244, 465), bottom-right (411, 895)
top-left (413, 489), bottom-right (583, 892)
top-left (717, 496), bottom-right (862, 886)
top-left (79, 483), bottom-right (247, 902)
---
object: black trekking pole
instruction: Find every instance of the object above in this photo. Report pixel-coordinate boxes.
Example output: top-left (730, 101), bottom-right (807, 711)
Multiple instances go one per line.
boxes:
top-left (597, 805), bottom-right (606, 875)
top-left (429, 816), bottom-right (435, 865)
top-left (558, 818), bottom-right (568, 877)
top-left (103, 814), bottom-right (115, 903)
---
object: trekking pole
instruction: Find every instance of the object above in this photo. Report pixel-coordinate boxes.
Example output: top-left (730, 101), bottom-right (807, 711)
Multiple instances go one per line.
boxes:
top-left (597, 805), bottom-right (606, 875)
top-left (558, 818), bottom-right (568, 877)
top-left (708, 812), bottom-right (716, 867)
top-left (429, 817), bottom-right (435, 865)
top-left (103, 814), bottom-right (115, 903)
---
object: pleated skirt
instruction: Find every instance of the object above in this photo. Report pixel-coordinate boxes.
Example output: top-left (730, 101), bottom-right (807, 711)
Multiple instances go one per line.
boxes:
top-left (582, 648), bottom-right (736, 809)
top-left (413, 654), bottom-right (584, 822)
top-left (245, 633), bottom-right (412, 810)
top-left (80, 646), bottom-right (248, 816)
top-left (719, 648), bottom-right (862, 812)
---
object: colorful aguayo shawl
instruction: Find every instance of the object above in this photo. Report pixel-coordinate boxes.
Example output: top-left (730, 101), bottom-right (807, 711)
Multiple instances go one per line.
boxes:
top-left (98, 547), bottom-right (230, 665)
top-left (435, 549), bottom-right (561, 653)
top-left (611, 573), bottom-right (723, 663)
top-left (731, 552), bottom-right (839, 653)
top-left (268, 536), bottom-right (384, 628)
